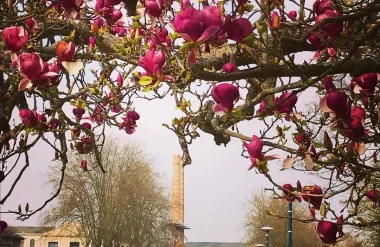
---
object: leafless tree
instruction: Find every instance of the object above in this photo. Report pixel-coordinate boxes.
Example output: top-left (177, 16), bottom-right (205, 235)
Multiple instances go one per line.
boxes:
top-left (40, 139), bottom-right (171, 247)
top-left (244, 190), bottom-right (320, 247)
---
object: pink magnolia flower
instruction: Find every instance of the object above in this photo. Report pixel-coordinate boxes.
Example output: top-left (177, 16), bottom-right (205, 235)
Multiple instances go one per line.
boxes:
top-left (211, 83), bottom-right (239, 113)
top-left (362, 97), bottom-right (369, 108)
top-left (315, 10), bottom-right (343, 38)
top-left (81, 160), bottom-right (88, 171)
top-left (19, 109), bottom-right (38, 127)
top-left (313, 0), bottom-right (332, 15)
top-left (58, 0), bottom-right (86, 19)
top-left (120, 110), bottom-right (140, 134)
top-left (73, 107), bottom-right (85, 119)
top-left (55, 41), bottom-right (83, 75)
top-left (316, 217), bottom-right (342, 245)
top-left (269, 11), bottom-right (280, 30)
top-left (0, 221), bottom-right (7, 232)
top-left (95, 0), bottom-right (121, 12)
top-left (352, 73), bottom-right (379, 94)
top-left (302, 185), bottom-right (323, 210)
top-left (92, 17), bottom-right (105, 32)
top-left (282, 184), bottom-right (302, 203)
top-left (61, 0), bottom-right (84, 9)
top-left (342, 117), bottom-right (367, 139)
top-left (25, 18), bottom-right (38, 30)
top-left (288, 10), bottom-right (297, 21)
top-left (321, 76), bottom-right (335, 92)
top-left (256, 100), bottom-right (266, 115)
top-left (244, 135), bottom-right (264, 159)
top-left (103, 8), bottom-right (123, 22)
top-left (2, 26), bottom-right (29, 52)
top-left (351, 106), bottom-right (366, 120)
top-left (17, 53), bottom-right (59, 90)
top-left (138, 50), bottom-right (166, 76)
top-left (367, 189), bottom-right (380, 209)
top-left (145, 0), bottom-right (163, 17)
top-left (180, 0), bottom-right (191, 9)
top-left (224, 17), bottom-right (253, 43)
top-left (38, 113), bottom-right (47, 124)
top-left (88, 37), bottom-right (95, 49)
top-left (56, 41), bottom-right (75, 62)
top-left (274, 91), bottom-right (298, 115)
top-left (110, 22), bottom-right (127, 37)
top-left (243, 135), bottom-right (281, 170)
top-left (117, 73), bottom-right (123, 87)
top-left (174, 6), bottom-right (224, 42)
top-left (49, 118), bottom-right (60, 129)
top-left (76, 136), bottom-right (93, 154)
top-left (244, 135), bottom-right (264, 170)
top-left (307, 31), bottom-right (327, 50)
top-left (320, 91), bottom-right (351, 119)
top-left (148, 28), bottom-right (171, 48)
top-left (223, 62), bottom-right (236, 73)
top-left (327, 47), bottom-right (336, 57)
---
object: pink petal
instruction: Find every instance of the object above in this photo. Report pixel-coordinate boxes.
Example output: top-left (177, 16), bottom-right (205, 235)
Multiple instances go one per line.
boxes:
top-left (62, 61), bottom-right (83, 75)
top-left (319, 96), bottom-right (333, 113)
top-left (310, 208), bottom-right (316, 218)
top-left (304, 154), bottom-right (314, 170)
top-left (357, 142), bottom-right (365, 155)
top-left (18, 78), bottom-right (32, 91)
top-left (212, 104), bottom-right (228, 115)
top-left (189, 50), bottom-right (196, 64)
top-left (247, 157), bottom-right (257, 171)
top-left (40, 72), bottom-right (59, 78)
top-left (164, 75), bottom-right (175, 82)
top-left (354, 84), bottom-right (363, 94)
top-left (290, 112), bottom-right (303, 119)
top-left (282, 157), bottom-right (294, 169)
top-left (11, 53), bottom-right (18, 62)
top-left (264, 154), bottom-right (282, 160)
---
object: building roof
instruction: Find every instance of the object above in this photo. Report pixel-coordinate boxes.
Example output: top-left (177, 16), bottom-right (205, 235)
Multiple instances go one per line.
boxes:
top-left (185, 243), bottom-right (247, 247)
top-left (0, 229), bottom-right (25, 240)
top-left (42, 222), bottom-right (83, 237)
top-left (7, 226), bottom-right (55, 234)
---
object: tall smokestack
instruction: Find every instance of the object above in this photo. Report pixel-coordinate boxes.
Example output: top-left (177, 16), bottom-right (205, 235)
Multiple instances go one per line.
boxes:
top-left (179, 158), bottom-right (185, 243)
top-left (171, 155), bottom-right (181, 224)
top-left (179, 158), bottom-right (184, 223)
top-left (171, 155), bottom-right (187, 246)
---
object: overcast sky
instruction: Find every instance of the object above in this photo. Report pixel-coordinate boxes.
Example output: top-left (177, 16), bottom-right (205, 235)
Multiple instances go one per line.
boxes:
top-left (0, 0), bottom-right (329, 244)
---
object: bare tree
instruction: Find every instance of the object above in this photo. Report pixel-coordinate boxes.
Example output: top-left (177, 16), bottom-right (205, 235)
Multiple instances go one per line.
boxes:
top-left (40, 139), bottom-right (171, 247)
top-left (244, 190), bottom-right (320, 247)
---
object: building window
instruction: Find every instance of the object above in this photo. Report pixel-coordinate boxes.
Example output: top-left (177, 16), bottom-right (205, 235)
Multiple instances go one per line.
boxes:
top-left (48, 242), bottom-right (58, 247)
top-left (69, 243), bottom-right (80, 247)
top-left (30, 239), bottom-right (35, 247)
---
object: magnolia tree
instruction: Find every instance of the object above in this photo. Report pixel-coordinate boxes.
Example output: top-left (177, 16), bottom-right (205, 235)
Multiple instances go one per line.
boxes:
top-left (0, 0), bottom-right (379, 245)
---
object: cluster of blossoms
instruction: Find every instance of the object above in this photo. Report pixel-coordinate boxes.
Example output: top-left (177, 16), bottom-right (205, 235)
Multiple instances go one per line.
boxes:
top-left (282, 182), bottom-right (344, 244)
top-left (307, 0), bottom-right (343, 57)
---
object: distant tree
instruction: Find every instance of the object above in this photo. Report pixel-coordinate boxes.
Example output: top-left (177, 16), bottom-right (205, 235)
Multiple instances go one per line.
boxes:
top-left (244, 190), bottom-right (320, 247)
top-left (40, 139), bottom-right (171, 247)
top-left (356, 187), bottom-right (380, 247)
top-left (335, 235), bottom-right (367, 247)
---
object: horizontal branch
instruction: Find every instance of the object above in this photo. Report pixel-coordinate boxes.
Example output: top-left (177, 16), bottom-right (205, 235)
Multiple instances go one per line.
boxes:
top-left (192, 57), bottom-right (380, 81)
